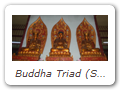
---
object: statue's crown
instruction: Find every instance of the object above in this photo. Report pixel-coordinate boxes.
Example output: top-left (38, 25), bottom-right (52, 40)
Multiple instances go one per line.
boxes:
top-left (33, 27), bottom-right (40, 33)
top-left (58, 30), bottom-right (64, 34)
top-left (85, 32), bottom-right (88, 35)
top-left (35, 26), bottom-right (41, 30)
top-left (84, 31), bottom-right (89, 36)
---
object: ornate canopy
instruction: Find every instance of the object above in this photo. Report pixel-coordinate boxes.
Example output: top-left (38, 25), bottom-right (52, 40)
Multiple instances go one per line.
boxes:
top-left (51, 18), bottom-right (71, 48)
top-left (26, 16), bottom-right (47, 54)
top-left (76, 18), bottom-right (96, 53)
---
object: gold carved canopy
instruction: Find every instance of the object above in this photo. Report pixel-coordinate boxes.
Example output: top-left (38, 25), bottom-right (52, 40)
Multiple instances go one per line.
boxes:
top-left (76, 18), bottom-right (96, 53)
top-left (26, 16), bottom-right (47, 54)
top-left (51, 18), bottom-right (71, 48)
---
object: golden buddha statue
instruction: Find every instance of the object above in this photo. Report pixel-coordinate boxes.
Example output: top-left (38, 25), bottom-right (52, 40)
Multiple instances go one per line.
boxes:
top-left (19, 30), bottom-right (41, 56)
top-left (81, 32), bottom-right (101, 56)
top-left (49, 31), bottom-right (71, 56)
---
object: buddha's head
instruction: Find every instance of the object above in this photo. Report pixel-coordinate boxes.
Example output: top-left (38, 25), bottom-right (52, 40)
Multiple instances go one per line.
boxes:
top-left (33, 33), bottom-right (37, 40)
top-left (33, 31), bottom-right (39, 40)
top-left (58, 31), bottom-right (64, 39)
top-left (84, 32), bottom-right (89, 41)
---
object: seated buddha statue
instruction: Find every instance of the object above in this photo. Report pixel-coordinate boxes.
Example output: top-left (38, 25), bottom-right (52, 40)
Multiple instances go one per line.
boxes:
top-left (81, 32), bottom-right (101, 56)
top-left (50, 31), bottom-right (71, 56)
top-left (19, 31), bottom-right (41, 55)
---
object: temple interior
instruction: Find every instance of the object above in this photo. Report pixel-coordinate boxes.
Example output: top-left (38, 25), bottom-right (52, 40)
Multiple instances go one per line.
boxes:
top-left (12, 15), bottom-right (108, 61)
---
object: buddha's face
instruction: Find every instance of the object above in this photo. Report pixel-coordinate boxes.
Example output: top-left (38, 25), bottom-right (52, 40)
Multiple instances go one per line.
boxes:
top-left (85, 33), bottom-right (89, 41)
top-left (33, 32), bottom-right (38, 40)
top-left (59, 33), bottom-right (63, 39)
top-left (85, 36), bottom-right (88, 41)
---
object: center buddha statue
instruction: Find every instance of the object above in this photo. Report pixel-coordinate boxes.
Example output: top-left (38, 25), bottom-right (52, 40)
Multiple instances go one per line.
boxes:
top-left (49, 31), bottom-right (71, 56)
top-left (81, 32), bottom-right (101, 56)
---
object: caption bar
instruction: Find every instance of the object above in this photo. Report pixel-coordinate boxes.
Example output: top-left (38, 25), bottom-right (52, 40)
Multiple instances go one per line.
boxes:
top-left (15, 69), bottom-right (105, 79)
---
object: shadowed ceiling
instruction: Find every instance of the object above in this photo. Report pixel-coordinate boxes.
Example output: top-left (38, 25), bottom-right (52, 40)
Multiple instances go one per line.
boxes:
top-left (96, 15), bottom-right (108, 26)
top-left (12, 15), bottom-right (108, 27)
top-left (12, 15), bottom-right (29, 25)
